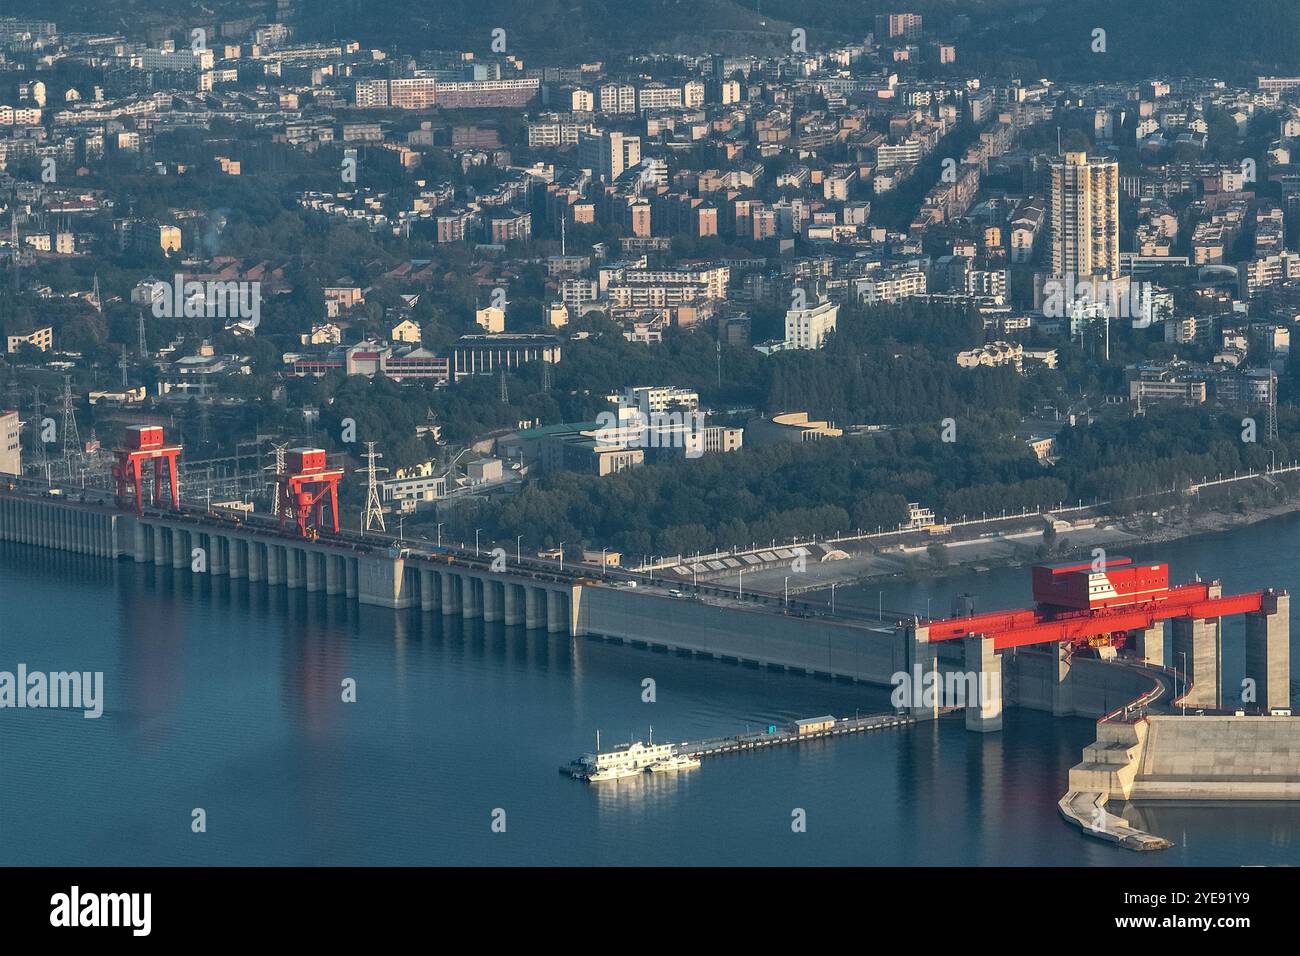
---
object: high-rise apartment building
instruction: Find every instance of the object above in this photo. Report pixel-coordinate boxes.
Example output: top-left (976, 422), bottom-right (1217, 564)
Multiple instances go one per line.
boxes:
top-left (578, 130), bottom-right (641, 182)
top-left (1049, 151), bottom-right (1120, 282)
top-left (875, 13), bottom-right (923, 40)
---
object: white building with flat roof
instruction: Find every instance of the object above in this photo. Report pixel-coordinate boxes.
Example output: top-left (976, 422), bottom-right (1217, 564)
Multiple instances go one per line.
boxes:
top-left (784, 299), bottom-right (838, 350)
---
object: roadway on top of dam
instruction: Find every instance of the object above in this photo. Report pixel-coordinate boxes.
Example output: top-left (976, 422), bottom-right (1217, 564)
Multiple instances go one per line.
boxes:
top-left (0, 477), bottom-right (920, 627)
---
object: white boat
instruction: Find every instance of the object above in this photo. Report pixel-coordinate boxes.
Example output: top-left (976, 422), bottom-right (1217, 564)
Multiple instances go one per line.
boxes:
top-left (586, 765), bottom-right (645, 782)
top-left (573, 729), bottom-right (677, 781)
top-left (647, 754), bottom-right (701, 772)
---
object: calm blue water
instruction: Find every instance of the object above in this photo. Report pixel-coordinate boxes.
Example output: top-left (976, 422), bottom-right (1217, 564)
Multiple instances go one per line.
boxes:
top-left (1, 516), bottom-right (1298, 866)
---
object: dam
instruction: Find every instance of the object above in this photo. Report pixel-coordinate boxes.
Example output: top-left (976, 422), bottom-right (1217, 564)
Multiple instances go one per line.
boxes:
top-left (2, 479), bottom-right (1296, 850)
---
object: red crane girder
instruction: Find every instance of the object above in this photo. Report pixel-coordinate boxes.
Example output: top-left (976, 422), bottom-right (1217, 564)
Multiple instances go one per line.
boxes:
top-left (923, 608), bottom-right (1038, 641)
top-left (923, 583), bottom-right (1266, 650)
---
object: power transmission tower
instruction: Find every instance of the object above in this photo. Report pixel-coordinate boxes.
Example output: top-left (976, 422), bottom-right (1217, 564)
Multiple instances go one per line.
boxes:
top-left (499, 367), bottom-right (509, 404)
top-left (29, 386), bottom-right (47, 475)
top-left (90, 273), bottom-right (102, 312)
top-left (1267, 369), bottom-right (1279, 443)
top-left (137, 311), bottom-right (148, 359)
top-left (360, 442), bottom-right (387, 533)
top-left (60, 374), bottom-right (81, 468)
top-left (268, 442), bottom-right (288, 517)
top-left (10, 209), bottom-right (19, 289)
top-left (541, 358), bottom-right (552, 392)
top-left (119, 353), bottom-right (130, 388)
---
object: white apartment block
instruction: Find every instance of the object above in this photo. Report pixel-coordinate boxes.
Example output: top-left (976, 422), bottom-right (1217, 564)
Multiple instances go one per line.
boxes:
top-left (598, 82), bottom-right (636, 114)
top-left (608, 386), bottom-right (700, 418)
top-left (856, 268), bottom-right (928, 304)
top-left (785, 299), bottom-right (839, 350)
top-left (529, 116), bottom-right (597, 148)
top-left (355, 78), bottom-right (391, 107)
top-left (137, 47), bottom-right (214, 71)
top-left (636, 84), bottom-right (683, 112)
top-left (605, 265), bottom-right (730, 309)
top-left (877, 139), bottom-right (924, 170)
top-left (561, 278), bottom-right (599, 308)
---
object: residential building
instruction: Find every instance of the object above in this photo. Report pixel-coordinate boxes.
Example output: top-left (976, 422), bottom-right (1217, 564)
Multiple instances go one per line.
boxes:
top-left (1048, 151), bottom-right (1120, 283)
top-left (784, 299), bottom-right (839, 350)
top-left (6, 325), bottom-right (53, 353)
top-left (578, 130), bottom-right (641, 182)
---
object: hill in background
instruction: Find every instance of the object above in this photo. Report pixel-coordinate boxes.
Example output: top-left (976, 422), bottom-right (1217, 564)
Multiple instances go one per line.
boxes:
top-left (7, 0), bottom-right (1300, 80)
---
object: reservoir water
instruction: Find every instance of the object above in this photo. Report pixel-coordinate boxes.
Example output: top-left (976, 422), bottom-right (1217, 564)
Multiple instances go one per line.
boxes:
top-left (2, 515), bottom-right (1298, 866)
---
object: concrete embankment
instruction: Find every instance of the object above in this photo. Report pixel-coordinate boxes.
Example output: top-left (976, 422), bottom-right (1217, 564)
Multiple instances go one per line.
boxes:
top-left (1057, 790), bottom-right (1172, 851)
top-left (1127, 716), bottom-right (1300, 800)
top-left (1062, 714), bottom-right (1300, 850)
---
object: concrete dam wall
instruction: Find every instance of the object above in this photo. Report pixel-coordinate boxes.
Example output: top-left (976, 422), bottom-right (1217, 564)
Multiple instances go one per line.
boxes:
top-left (578, 586), bottom-right (909, 684)
top-left (1006, 650), bottom-right (1157, 719)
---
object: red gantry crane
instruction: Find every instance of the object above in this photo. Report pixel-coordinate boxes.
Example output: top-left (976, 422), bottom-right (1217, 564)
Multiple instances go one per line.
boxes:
top-left (277, 447), bottom-right (344, 539)
top-left (112, 425), bottom-right (182, 514)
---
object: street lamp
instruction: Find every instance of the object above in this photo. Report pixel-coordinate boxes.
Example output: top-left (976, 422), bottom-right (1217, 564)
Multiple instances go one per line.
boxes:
top-left (830, 582), bottom-right (836, 615)
top-left (516, 535), bottom-right (523, 563)
top-left (558, 542), bottom-right (565, 572)
top-left (475, 528), bottom-right (481, 556)
top-left (436, 522), bottom-right (443, 548)
top-left (784, 576), bottom-right (789, 607)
